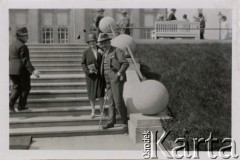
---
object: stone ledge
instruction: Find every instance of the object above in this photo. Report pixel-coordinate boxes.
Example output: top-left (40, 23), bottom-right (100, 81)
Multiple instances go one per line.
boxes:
top-left (130, 113), bottom-right (171, 127)
top-left (128, 113), bottom-right (172, 144)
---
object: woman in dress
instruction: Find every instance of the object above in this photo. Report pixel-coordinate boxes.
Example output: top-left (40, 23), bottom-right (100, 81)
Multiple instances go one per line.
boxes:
top-left (81, 33), bottom-right (105, 118)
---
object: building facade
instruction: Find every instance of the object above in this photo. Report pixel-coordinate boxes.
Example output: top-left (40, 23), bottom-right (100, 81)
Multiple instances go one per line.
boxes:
top-left (9, 9), bottom-right (167, 43)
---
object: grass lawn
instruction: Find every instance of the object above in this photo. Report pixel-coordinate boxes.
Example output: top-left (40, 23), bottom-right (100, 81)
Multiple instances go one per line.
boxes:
top-left (134, 42), bottom-right (231, 150)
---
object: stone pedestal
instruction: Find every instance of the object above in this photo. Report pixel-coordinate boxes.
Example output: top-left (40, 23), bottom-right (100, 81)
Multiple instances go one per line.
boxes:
top-left (128, 113), bottom-right (171, 143)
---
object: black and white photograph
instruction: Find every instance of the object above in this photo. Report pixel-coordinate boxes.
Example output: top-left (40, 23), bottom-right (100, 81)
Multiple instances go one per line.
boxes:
top-left (0, 0), bottom-right (240, 159)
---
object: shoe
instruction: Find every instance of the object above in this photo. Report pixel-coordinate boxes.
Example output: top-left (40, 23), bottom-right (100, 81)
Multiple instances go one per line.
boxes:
top-left (10, 107), bottom-right (18, 113)
top-left (102, 123), bottom-right (114, 129)
top-left (91, 112), bottom-right (95, 119)
top-left (18, 106), bottom-right (28, 111)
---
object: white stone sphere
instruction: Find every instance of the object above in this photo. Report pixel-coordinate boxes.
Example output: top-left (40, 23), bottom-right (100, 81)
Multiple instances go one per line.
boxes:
top-left (111, 34), bottom-right (136, 56)
top-left (132, 80), bottom-right (169, 115)
top-left (99, 17), bottom-right (116, 33)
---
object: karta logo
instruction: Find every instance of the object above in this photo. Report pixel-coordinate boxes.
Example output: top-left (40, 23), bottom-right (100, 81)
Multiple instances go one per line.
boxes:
top-left (142, 131), bottom-right (239, 159)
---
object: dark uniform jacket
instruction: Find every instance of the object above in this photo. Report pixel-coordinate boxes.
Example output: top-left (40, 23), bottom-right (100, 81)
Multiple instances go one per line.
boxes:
top-left (9, 38), bottom-right (35, 75)
top-left (101, 46), bottom-right (129, 82)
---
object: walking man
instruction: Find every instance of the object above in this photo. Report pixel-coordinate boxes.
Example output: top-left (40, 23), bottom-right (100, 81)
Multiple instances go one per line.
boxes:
top-left (9, 27), bottom-right (40, 112)
top-left (98, 33), bottom-right (129, 129)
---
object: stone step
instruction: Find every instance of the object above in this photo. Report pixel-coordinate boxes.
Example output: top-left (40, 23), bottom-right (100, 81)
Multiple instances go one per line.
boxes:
top-left (32, 59), bottom-right (81, 65)
top-left (10, 89), bottom-right (88, 98)
top-left (29, 51), bottom-right (84, 56)
top-left (37, 68), bottom-right (84, 74)
top-left (34, 64), bottom-right (82, 69)
top-left (27, 89), bottom-right (88, 99)
top-left (10, 115), bottom-right (121, 128)
top-left (27, 43), bottom-right (88, 47)
top-left (10, 106), bottom-right (107, 117)
top-left (30, 82), bottom-right (87, 90)
top-left (28, 45), bottom-right (87, 49)
top-left (30, 74), bottom-right (85, 83)
top-left (15, 97), bottom-right (90, 107)
top-left (30, 55), bottom-right (82, 61)
top-left (10, 125), bottom-right (126, 138)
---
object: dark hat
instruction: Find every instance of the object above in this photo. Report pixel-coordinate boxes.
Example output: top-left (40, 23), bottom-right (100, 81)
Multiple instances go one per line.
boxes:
top-left (87, 33), bottom-right (97, 43)
top-left (98, 9), bottom-right (105, 12)
top-left (97, 33), bottom-right (111, 43)
top-left (16, 27), bottom-right (28, 36)
top-left (171, 8), bottom-right (176, 11)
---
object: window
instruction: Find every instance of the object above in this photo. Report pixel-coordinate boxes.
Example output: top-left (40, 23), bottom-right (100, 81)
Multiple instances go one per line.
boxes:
top-left (58, 28), bottom-right (68, 43)
top-left (40, 10), bottom-right (70, 43)
top-left (42, 28), bottom-right (53, 43)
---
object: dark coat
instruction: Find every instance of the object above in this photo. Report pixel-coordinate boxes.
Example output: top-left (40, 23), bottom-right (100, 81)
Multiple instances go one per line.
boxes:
top-left (95, 14), bottom-right (104, 28)
top-left (82, 47), bottom-right (105, 100)
top-left (9, 38), bottom-right (35, 75)
top-left (167, 13), bottom-right (177, 21)
top-left (199, 18), bottom-right (206, 32)
top-left (101, 46), bottom-right (129, 82)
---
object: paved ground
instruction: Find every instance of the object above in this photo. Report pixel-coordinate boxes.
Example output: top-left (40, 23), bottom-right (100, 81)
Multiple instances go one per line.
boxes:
top-left (30, 134), bottom-right (143, 150)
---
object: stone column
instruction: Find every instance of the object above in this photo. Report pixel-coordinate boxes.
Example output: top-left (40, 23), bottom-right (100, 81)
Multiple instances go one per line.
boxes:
top-left (69, 9), bottom-right (75, 44)
top-left (131, 9), bottom-right (141, 39)
top-left (75, 9), bottom-right (86, 43)
top-left (28, 9), bottom-right (39, 43)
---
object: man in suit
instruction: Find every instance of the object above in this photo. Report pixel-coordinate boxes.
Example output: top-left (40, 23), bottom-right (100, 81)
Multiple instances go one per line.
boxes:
top-left (119, 11), bottom-right (131, 35)
top-left (9, 27), bottom-right (40, 112)
top-left (167, 8), bottom-right (177, 21)
top-left (98, 33), bottom-right (129, 129)
top-left (199, 13), bottom-right (206, 39)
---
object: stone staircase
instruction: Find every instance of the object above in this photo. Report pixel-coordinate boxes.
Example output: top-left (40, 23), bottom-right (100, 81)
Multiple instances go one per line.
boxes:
top-left (9, 43), bottom-right (125, 138)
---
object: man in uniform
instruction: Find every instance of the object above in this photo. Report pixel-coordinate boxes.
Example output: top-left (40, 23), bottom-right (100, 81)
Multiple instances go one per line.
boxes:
top-left (98, 33), bottom-right (129, 129)
top-left (9, 27), bottom-right (40, 112)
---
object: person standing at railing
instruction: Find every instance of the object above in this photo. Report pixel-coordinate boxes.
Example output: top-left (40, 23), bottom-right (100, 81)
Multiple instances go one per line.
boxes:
top-left (183, 14), bottom-right (189, 22)
top-left (94, 9), bottom-right (105, 37)
top-left (119, 11), bottom-right (131, 35)
top-left (221, 15), bottom-right (230, 40)
top-left (167, 8), bottom-right (177, 21)
top-left (198, 13), bottom-right (206, 39)
top-left (167, 9), bottom-right (177, 39)
top-left (156, 14), bottom-right (164, 21)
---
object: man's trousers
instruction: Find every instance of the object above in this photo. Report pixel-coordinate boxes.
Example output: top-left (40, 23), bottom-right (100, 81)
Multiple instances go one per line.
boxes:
top-left (104, 71), bottom-right (128, 125)
top-left (9, 74), bottom-right (31, 110)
